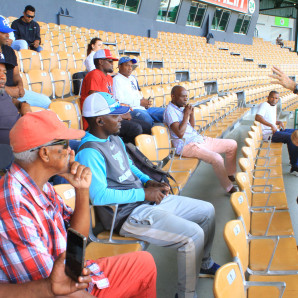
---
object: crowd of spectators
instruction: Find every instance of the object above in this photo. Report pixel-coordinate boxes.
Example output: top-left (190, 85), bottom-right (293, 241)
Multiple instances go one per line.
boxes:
top-left (0, 7), bottom-right (297, 298)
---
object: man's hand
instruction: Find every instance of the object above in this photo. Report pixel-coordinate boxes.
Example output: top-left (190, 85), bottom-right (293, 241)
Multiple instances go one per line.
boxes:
top-left (33, 40), bottom-right (40, 48)
top-left (59, 150), bottom-right (92, 189)
top-left (271, 125), bottom-right (277, 134)
top-left (5, 86), bottom-right (21, 98)
top-left (145, 180), bottom-right (170, 196)
top-left (49, 252), bottom-right (92, 296)
top-left (144, 187), bottom-right (166, 205)
top-left (121, 112), bottom-right (132, 121)
top-left (276, 121), bottom-right (285, 130)
top-left (269, 66), bottom-right (296, 91)
top-left (184, 104), bottom-right (194, 118)
top-left (140, 98), bottom-right (152, 109)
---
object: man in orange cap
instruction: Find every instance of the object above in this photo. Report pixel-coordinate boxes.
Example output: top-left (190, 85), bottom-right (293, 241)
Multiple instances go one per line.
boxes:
top-left (0, 110), bottom-right (157, 297)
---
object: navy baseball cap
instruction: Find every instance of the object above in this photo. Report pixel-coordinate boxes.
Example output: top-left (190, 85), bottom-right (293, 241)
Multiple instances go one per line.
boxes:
top-left (0, 16), bottom-right (15, 33)
top-left (118, 56), bottom-right (137, 65)
top-left (82, 92), bottom-right (130, 117)
top-left (0, 57), bottom-right (14, 70)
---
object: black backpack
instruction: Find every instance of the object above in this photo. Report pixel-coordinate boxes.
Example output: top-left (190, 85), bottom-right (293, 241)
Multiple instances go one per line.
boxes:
top-left (125, 143), bottom-right (177, 194)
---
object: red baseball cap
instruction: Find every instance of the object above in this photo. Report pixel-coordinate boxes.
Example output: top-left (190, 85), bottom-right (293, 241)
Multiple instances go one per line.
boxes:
top-left (10, 110), bottom-right (85, 153)
top-left (93, 49), bottom-right (119, 61)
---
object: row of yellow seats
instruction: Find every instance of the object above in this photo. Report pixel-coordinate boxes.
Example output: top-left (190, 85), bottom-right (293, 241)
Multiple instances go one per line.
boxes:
top-left (214, 122), bottom-right (298, 297)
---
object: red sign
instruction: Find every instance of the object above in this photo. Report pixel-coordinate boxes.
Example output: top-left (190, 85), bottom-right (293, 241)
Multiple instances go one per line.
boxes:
top-left (200, 0), bottom-right (249, 13)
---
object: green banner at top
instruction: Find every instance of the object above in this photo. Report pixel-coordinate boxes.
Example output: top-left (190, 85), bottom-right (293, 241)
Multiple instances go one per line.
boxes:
top-left (275, 17), bottom-right (289, 27)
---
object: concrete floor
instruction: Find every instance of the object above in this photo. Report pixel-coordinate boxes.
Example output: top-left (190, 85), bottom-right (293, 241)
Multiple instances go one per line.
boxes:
top-left (147, 114), bottom-right (298, 298)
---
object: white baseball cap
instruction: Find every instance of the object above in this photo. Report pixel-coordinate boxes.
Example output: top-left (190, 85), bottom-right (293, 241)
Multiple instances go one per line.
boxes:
top-left (82, 92), bottom-right (130, 117)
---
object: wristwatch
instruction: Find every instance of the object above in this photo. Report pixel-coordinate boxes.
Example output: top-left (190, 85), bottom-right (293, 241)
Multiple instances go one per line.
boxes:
top-left (293, 84), bottom-right (298, 94)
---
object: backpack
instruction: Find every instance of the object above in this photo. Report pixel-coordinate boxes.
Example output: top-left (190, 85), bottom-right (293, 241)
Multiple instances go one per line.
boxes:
top-left (72, 71), bottom-right (87, 95)
top-left (125, 143), bottom-right (177, 194)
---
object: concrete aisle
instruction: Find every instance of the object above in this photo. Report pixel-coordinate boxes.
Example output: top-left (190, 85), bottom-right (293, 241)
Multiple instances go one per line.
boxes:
top-left (148, 116), bottom-right (298, 298)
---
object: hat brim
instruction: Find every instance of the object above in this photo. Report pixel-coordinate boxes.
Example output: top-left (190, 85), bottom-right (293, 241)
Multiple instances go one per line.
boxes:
top-left (119, 58), bottom-right (137, 65)
top-left (0, 28), bottom-right (15, 33)
top-left (55, 127), bottom-right (86, 141)
top-left (109, 106), bottom-right (130, 115)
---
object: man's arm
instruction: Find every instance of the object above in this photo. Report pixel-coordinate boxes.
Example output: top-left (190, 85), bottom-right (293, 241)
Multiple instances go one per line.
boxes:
top-left (0, 253), bottom-right (92, 298)
top-left (269, 66), bottom-right (296, 91)
top-left (12, 98), bottom-right (31, 115)
top-left (12, 65), bottom-right (25, 98)
top-left (11, 21), bottom-right (21, 40)
top-left (255, 114), bottom-right (277, 134)
top-left (170, 105), bottom-right (194, 138)
top-left (59, 151), bottom-right (91, 238)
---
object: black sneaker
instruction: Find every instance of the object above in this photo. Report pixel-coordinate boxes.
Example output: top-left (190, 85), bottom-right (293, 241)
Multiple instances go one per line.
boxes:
top-left (290, 166), bottom-right (298, 177)
top-left (199, 263), bottom-right (220, 278)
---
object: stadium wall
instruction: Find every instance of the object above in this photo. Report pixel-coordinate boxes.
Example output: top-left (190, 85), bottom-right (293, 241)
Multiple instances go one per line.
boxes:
top-left (2, 0), bottom-right (259, 44)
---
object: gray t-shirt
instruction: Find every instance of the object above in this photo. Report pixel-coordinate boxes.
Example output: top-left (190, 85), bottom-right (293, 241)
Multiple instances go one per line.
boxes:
top-left (0, 92), bottom-right (20, 145)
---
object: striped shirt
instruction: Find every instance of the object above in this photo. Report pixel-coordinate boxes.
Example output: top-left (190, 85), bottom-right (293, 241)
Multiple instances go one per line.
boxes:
top-left (0, 163), bottom-right (108, 290)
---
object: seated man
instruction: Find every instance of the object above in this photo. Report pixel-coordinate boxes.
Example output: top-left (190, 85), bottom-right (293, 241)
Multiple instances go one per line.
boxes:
top-left (255, 90), bottom-right (298, 176)
top-left (0, 110), bottom-right (157, 297)
top-left (164, 86), bottom-right (237, 194)
top-left (276, 34), bottom-right (284, 47)
top-left (11, 5), bottom-right (42, 52)
top-left (76, 92), bottom-right (219, 298)
top-left (113, 56), bottom-right (165, 126)
top-left (80, 49), bottom-right (151, 144)
top-left (0, 16), bottom-right (50, 108)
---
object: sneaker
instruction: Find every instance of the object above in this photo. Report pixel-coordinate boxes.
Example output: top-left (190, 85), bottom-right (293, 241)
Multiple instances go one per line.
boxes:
top-left (199, 263), bottom-right (220, 278)
top-left (290, 167), bottom-right (298, 177)
top-left (228, 175), bottom-right (236, 182)
top-left (228, 186), bottom-right (238, 194)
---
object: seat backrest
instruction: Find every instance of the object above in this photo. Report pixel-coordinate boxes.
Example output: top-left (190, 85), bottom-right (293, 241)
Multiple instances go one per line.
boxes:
top-left (51, 68), bottom-right (71, 98)
top-left (230, 192), bottom-right (251, 234)
top-left (238, 157), bottom-right (252, 175)
top-left (151, 126), bottom-right (171, 159)
top-left (235, 172), bottom-right (252, 206)
top-left (53, 184), bottom-right (76, 209)
top-left (49, 101), bottom-right (80, 130)
top-left (223, 220), bottom-right (249, 273)
top-left (27, 69), bottom-right (53, 97)
top-left (40, 51), bottom-right (59, 72)
top-left (135, 134), bottom-right (158, 161)
top-left (58, 51), bottom-right (75, 71)
top-left (213, 262), bottom-right (246, 298)
top-left (18, 49), bottom-right (42, 73)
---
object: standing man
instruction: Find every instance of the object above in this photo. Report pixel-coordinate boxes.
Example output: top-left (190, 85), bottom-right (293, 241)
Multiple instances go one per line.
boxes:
top-left (113, 56), bottom-right (165, 126)
top-left (80, 49), bottom-right (151, 143)
top-left (164, 86), bottom-right (238, 194)
top-left (77, 92), bottom-right (220, 298)
top-left (11, 5), bottom-right (42, 52)
top-left (255, 90), bottom-right (298, 176)
top-left (0, 16), bottom-right (50, 108)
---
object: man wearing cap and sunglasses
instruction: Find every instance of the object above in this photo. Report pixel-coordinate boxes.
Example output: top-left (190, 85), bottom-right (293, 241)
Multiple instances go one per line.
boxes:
top-left (0, 16), bottom-right (50, 108)
top-left (113, 56), bottom-right (165, 126)
top-left (0, 110), bottom-right (157, 297)
top-left (11, 5), bottom-right (42, 52)
top-left (77, 92), bottom-right (220, 298)
top-left (80, 49), bottom-right (151, 144)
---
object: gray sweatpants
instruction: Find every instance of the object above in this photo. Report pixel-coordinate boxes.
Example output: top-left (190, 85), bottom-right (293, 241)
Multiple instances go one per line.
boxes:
top-left (119, 195), bottom-right (216, 298)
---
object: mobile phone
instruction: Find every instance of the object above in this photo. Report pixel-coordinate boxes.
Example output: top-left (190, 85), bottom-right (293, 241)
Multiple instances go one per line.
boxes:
top-left (65, 228), bottom-right (87, 281)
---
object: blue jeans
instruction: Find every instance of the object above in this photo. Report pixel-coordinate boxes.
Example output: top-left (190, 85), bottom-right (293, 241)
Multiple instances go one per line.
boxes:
top-left (272, 129), bottom-right (298, 167)
top-left (130, 107), bottom-right (165, 126)
top-left (11, 40), bottom-right (28, 51)
top-left (18, 89), bottom-right (51, 108)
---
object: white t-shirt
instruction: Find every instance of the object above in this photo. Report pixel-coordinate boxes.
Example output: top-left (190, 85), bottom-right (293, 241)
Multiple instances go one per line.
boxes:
top-left (256, 102), bottom-right (277, 140)
top-left (113, 73), bottom-right (144, 110)
top-left (84, 51), bottom-right (95, 72)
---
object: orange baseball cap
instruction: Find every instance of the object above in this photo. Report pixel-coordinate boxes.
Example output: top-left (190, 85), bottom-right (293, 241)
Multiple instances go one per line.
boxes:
top-left (10, 110), bottom-right (85, 153)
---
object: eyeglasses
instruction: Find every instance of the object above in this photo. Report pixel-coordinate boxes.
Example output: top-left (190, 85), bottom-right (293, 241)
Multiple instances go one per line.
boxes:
top-left (26, 14), bottom-right (35, 19)
top-left (30, 139), bottom-right (69, 152)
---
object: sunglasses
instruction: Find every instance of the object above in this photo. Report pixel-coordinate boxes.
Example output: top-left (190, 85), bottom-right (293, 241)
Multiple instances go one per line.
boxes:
top-left (30, 139), bottom-right (69, 152)
top-left (26, 14), bottom-right (35, 19)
